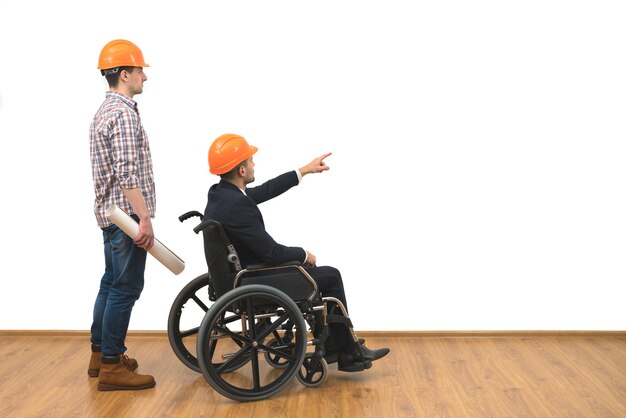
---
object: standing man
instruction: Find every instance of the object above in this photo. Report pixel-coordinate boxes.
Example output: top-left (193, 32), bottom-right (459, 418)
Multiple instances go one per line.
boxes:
top-left (88, 39), bottom-right (156, 391)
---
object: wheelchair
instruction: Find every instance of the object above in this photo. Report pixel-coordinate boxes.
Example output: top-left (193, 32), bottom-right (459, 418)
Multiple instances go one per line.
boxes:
top-left (167, 210), bottom-right (357, 402)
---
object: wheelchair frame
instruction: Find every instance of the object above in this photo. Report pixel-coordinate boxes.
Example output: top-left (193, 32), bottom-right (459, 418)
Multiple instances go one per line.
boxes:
top-left (167, 210), bottom-right (351, 402)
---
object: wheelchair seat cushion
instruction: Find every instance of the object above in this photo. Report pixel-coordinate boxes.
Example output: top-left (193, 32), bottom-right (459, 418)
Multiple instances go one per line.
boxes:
top-left (238, 270), bottom-right (316, 302)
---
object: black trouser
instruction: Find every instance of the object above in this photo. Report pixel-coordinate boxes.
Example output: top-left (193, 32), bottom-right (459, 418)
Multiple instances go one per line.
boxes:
top-left (306, 265), bottom-right (355, 353)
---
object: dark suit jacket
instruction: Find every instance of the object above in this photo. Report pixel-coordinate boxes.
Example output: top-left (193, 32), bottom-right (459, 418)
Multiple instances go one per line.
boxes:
top-left (203, 171), bottom-right (307, 267)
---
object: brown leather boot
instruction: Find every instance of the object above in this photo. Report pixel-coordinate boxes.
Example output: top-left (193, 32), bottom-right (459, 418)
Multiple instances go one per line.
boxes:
top-left (97, 355), bottom-right (155, 391)
top-left (88, 345), bottom-right (138, 377)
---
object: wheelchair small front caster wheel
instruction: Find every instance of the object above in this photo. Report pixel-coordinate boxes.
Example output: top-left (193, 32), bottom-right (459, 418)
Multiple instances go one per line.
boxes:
top-left (296, 353), bottom-right (328, 387)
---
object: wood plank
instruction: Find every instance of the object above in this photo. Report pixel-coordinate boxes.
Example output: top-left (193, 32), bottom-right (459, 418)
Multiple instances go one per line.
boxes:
top-left (0, 334), bottom-right (624, 417)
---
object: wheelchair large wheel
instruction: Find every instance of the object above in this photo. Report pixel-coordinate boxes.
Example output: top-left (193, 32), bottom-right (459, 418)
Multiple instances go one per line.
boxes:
top-left (168, 274), bottom-right (256, 373)
top-left (167, 274), bottom-right (211, 372)
top-left (197, 284), bottom-right (307, 402)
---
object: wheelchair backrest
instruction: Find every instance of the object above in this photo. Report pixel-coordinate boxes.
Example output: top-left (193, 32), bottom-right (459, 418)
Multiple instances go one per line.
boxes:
top-left (194, 219), bottom-right (241, 301)
top-left (191, 216), bottom-right (318, 306)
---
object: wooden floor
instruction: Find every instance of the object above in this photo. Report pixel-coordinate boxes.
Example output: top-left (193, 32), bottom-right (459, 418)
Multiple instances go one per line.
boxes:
top-left (0, 332), bottom-right (625, 418)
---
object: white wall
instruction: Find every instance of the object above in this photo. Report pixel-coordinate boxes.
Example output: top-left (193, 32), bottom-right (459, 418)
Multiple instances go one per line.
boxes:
top-left (0, 0), bottom-right (624, 331)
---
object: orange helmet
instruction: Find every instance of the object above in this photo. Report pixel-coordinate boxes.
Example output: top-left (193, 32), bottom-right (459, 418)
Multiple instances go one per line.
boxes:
top-left (98, 39), bottom-right (149, 70)
top-left (208, 133), bottom-right (258, 175)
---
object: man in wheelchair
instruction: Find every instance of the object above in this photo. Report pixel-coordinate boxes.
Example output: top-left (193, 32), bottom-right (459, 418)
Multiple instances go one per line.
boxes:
top-left (203, 133), bottom-right (390, 373)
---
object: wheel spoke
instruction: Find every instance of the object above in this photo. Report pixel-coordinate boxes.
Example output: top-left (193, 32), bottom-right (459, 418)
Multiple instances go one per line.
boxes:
top-left (245, 296), bottom-right (263, 390)
top-left (215, 344), bottom-right (252, 374)
top-left (191, 294), bottom-right (209, 312)
top-left (256, 312), bottom-right (289, 341)
top-left (259, 342), bottom-right (297, 363)
top-left (213, 324), bottom-right (250, 345)
top-left (178, 326), bottom-right (199, 338)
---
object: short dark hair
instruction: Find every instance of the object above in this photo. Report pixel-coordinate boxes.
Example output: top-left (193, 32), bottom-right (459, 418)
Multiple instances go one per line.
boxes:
top-left (220, 159), bottom-right (248, 180)
top-left (102, 66), bottom-right (135, 88)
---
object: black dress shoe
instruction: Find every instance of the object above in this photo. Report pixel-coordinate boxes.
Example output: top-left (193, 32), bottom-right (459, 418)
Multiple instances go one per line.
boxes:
top-left (325, 338), bottom-right (365, 364)
top-left (359, 343), bottom-right (390, 362)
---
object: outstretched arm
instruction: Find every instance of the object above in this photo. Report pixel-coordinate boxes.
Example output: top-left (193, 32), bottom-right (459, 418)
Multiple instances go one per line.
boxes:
top-left (299, 152), bottom-right (332, 177)
top-left (297, 153), bottom-right (330, 266)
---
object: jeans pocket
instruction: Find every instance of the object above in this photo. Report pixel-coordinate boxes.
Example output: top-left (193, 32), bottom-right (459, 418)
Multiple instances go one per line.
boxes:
top-left (110, 227), bottom-right (129, 250)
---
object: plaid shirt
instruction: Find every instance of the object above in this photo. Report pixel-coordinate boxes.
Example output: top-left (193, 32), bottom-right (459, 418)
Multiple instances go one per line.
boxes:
top-left (90, 92), bottom-right (156, 228)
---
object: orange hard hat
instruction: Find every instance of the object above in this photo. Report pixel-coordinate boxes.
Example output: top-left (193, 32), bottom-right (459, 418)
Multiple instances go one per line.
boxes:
top-left (98, 39), bottom-right (149, 70)
top-left (208, 133), bottom-right (258, 175)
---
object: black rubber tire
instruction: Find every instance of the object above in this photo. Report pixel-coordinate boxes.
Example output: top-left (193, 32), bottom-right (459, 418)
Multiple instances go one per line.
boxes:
top-left (296, 353), bottom-right (328, 387)
top-left (197, 284), bottom-right (307, 402)
top-left (167, 274), bottom-right (211, 372)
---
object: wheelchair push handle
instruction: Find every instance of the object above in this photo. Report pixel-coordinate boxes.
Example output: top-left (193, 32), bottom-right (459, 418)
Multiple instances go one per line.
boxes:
top-left (178, 210), bottom-right (203, 223)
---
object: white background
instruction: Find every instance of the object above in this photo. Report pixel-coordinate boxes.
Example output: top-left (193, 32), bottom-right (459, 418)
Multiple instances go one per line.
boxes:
top-left (0, 1), bottom-right (624, 331)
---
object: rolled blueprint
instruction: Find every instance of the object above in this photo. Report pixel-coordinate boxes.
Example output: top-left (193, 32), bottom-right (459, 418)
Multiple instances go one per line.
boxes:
top-left (106, 204), bottom-right (185, 275)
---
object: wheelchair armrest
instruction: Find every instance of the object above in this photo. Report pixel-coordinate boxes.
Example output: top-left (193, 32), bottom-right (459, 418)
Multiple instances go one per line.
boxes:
top-left (245, 260), bottom-right (301, 270)
top-left (234, 263), bottom-right (318, 302)
top-left (193, 219), bottom-right (214, 234)
top-left (179, 210), bottom-right (203, 223)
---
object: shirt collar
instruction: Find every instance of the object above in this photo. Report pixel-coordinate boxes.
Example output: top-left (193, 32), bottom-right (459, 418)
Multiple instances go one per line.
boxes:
top-left (105, 91), bottom-right (138, 111)
top-left (218, 179), bottom-right (247, 195)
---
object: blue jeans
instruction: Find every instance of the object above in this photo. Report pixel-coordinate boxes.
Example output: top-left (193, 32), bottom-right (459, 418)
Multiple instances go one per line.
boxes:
top-left (91, 220), bottom-right (146, 356)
